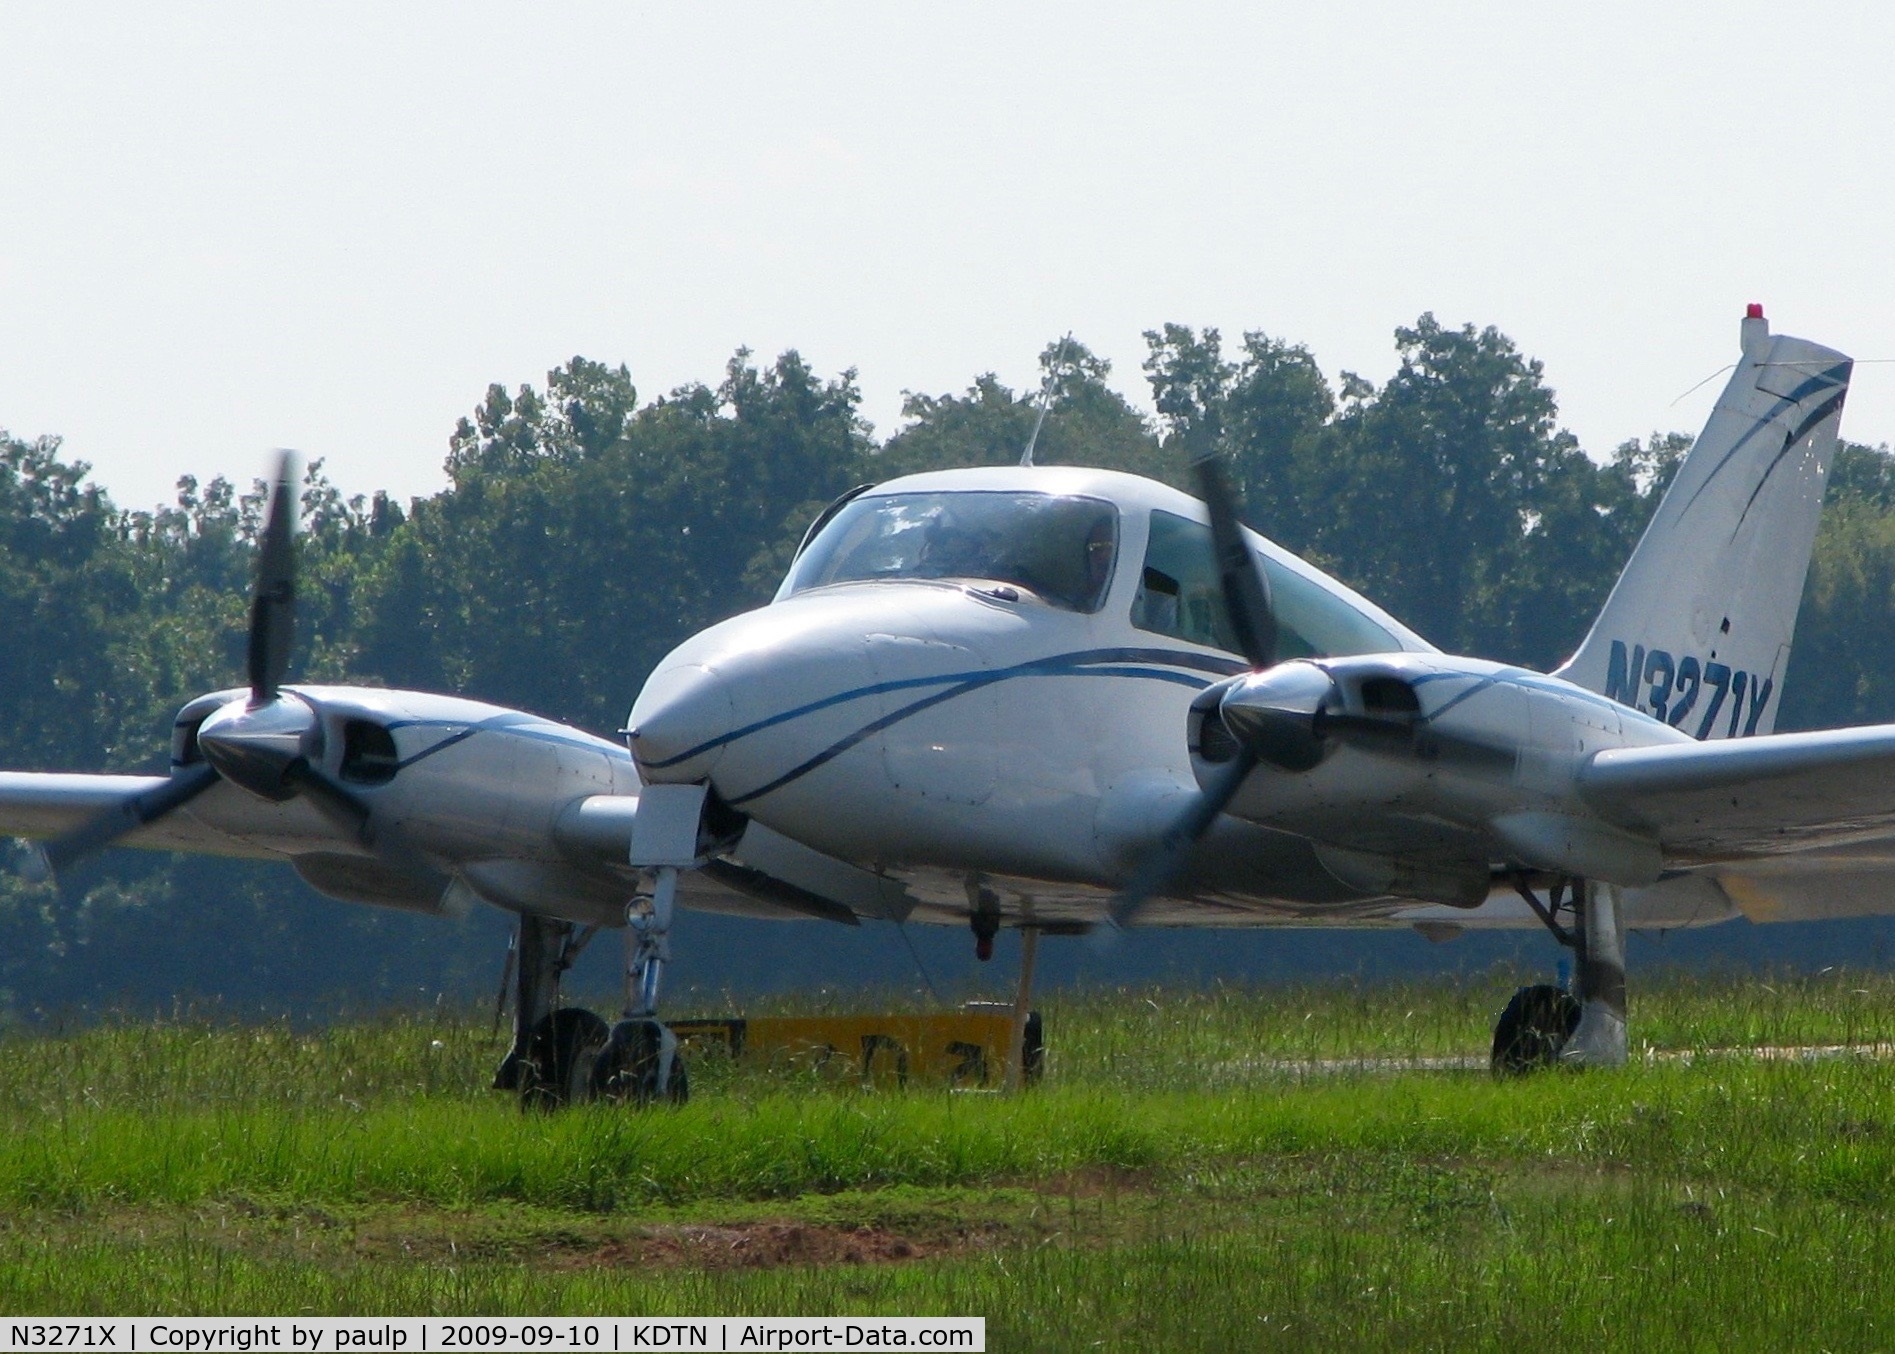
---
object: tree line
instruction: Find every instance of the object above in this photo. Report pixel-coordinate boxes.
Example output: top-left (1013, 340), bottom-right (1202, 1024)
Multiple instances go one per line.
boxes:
top-left (2, 316), bottom-right (1892, 1012)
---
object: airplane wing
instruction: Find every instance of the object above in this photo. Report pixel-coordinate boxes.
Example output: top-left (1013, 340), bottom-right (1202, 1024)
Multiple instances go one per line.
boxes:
top-left (1, 772), bottom-right (908, 930)
top-left (0, 772), bottom-right (290, 859)
top-left (1580, 725), bottom-right (1895, 861)
top-left (0, 772), bottom-right (162, 837)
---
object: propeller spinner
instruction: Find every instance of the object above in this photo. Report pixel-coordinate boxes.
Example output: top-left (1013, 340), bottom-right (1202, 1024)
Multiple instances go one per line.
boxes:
top-left (27, 453), bottom-right (397, 881)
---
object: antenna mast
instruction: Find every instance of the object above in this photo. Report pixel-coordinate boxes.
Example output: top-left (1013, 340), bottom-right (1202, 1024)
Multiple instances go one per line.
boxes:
top-left (1019, 333), bottom-right (1074, 467)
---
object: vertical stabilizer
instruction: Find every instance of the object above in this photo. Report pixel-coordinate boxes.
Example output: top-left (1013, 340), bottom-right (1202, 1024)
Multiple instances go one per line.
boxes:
top-left (1555, 307), bottom-right (1851, 738)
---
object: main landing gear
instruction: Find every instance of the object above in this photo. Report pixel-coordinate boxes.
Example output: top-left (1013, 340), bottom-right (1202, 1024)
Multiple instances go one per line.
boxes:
top-left (492, 914), bottom-right (604, 1108)
top-left (491, 869), bottom-right (690, 1109)
top-left (1492, 875), bottom-right (1628, 1074)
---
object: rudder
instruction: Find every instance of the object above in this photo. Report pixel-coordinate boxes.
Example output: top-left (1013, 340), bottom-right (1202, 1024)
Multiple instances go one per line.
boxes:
top-left (1556, 307), bottom-right (1851, 738)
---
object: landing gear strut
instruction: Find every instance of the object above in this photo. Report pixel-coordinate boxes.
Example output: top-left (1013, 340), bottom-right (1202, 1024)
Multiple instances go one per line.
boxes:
top-left (590, 865), bottom-right (690, 1106)
top-left (1006, 926), bottom-right (1041, 1092)
top-left (1494, 875), bottom-right (1628, 1073)
top-left (493, 914), bottom-right (605, 1108)
top-left (491, 888), bottom-right (690, 1109)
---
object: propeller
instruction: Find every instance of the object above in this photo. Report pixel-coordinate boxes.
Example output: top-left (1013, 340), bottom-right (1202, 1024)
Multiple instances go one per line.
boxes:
top-left (1095, 449), bottom-right (1277, 935)
top-left (1213, 662), bottom-right (1338, 773)
top-left (25, 452), bottom-right (417, 885)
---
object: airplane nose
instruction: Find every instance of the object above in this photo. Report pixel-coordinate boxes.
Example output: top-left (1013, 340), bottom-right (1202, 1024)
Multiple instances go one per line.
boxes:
top-left (628, 663), bottom-right (736, 783)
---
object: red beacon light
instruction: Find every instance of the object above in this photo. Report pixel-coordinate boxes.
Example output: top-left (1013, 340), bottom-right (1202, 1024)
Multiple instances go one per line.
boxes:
top-left (1740, 303), bottom-right (1770, 353)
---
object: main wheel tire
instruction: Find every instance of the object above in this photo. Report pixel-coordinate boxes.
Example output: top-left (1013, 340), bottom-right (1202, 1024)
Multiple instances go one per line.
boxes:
top-left (520, 1007), bottom-right (610, 1109)
top-left (591, 1019), bottom-right (690, 1107)
top-left (1491, 984), bottom-right (1582, 1075)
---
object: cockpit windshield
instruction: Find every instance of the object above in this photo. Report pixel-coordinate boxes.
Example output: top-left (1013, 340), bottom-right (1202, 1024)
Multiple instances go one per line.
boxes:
top-left (784, 491), bottom-right (1120, 613)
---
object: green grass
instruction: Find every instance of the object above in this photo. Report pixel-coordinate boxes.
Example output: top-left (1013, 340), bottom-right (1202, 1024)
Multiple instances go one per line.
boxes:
top-left (5, 971), bottom-right (1895, 1348)
top-left (7, 1059), bottom-right (1895, 1210)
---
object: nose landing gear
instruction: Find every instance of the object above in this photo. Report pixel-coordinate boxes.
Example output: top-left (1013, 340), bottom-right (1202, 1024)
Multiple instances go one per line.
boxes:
top-left (592, 864), bottom-right (690, 1106)
top-left (969, 885), bottom-right (1001, 961)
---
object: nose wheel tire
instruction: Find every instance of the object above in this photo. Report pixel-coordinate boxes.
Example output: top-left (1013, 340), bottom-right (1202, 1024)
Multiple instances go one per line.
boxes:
top-left (591, 1018), bottom-right (690, 1106)
top-left (519, 1007), bottom-right (610, 1109)
top-left (1491, 984), bottom-right (1581, 1075)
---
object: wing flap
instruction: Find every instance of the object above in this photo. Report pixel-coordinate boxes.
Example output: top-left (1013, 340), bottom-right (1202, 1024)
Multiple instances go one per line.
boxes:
top-left (1579, 725), bottom-right (1895, 859)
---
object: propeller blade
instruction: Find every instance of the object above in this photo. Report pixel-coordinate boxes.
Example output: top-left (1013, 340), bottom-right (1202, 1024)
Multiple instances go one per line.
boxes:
top-left (25, 763), bottom-right (222, 882)
top-left (1192, 452), bottom-right (1276, 671)
top-left (235, 456), bottom-right (433, 882)
top-left (246, 452), bottom-right (299, 703)
top-left (1096, 747), bottom-right (1259, 939)
top-left (1092, 452), bottom-right (1279, 936)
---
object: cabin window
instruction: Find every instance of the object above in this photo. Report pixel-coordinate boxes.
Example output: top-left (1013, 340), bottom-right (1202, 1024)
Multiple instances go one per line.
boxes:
top-left (784, 491), bottom-right (1119, 613)
top-left (1132, 510), bottom-right (1407, 658)
top-left (1131, 511), bottom-right (1241, 652)
top-left (339, 720), bottom-right (400, 785)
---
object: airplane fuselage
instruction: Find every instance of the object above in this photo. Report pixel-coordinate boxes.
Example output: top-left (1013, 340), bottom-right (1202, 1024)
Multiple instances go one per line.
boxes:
top-left (628, 466), bottom-right (1698, 927)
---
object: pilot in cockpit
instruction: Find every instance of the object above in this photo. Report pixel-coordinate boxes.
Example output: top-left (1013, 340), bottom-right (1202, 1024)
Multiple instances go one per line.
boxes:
top-left (787, 490), bottom-right (1119, 614)
top-left (916, 516), bottom-right (992, 581)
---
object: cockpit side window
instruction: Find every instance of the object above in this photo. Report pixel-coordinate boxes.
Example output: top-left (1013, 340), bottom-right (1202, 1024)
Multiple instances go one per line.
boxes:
top-left (1132, 510), bottom-right (1406, 658)
top-left (1131, 510), bottom-right (1248, 653)
top-left (783, 491), bottom-right (1120, 613)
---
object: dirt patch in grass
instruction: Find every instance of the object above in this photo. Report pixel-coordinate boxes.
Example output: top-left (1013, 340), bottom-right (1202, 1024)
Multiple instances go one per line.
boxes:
top-left (1036, 1164), bottom-right (1156, 1198)
top-left (33, 1158), bottom-right (1665, 1278)
top-left (582, 1221), bottom-right (934, 1270)
top-left (330, 1191), bottom-right (1039, 1272)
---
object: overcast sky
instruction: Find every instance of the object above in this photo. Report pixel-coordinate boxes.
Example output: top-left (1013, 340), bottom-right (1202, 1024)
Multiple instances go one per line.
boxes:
top-left (3, 3), bottom-right (1892, 513)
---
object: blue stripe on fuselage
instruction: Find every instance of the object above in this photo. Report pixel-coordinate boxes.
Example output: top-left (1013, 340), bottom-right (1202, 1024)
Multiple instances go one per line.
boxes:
top-left (639, 646), bottom-right (1245, 774)
top-left (724, 659), bottom-right (1230, 807)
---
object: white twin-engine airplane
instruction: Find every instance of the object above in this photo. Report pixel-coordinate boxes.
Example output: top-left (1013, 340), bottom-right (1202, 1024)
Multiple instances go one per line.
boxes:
top-left (0, 306), bottom-right (1880, 1099)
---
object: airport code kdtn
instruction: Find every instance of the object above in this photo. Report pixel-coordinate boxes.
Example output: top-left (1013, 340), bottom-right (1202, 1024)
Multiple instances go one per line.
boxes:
top-left (0, 1320), bottom-right (983, 1353)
